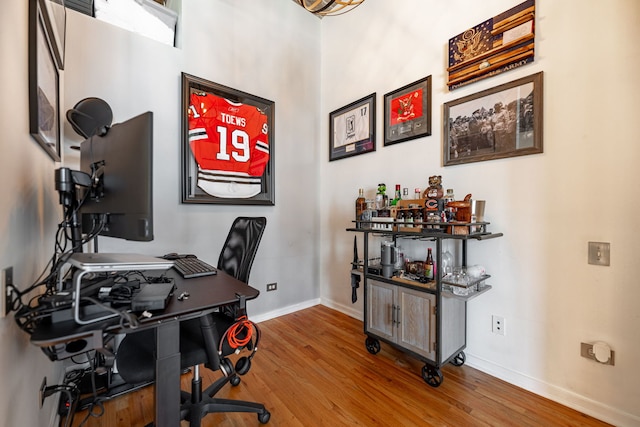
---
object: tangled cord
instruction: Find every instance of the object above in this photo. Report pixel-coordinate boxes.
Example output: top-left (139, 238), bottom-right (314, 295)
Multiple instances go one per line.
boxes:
top-left (221, 315), bottom-right (257, 350)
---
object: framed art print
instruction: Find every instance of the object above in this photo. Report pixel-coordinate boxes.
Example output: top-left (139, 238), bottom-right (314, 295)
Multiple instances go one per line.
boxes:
top-left (28, 0), bottom-right (61, 161)
top-left (443, 72), bottom-right (543, 166)
top-left (181, 73), bottom-right (275, 205)
top-left (384, 76), bottom-right (432, 146)
top-left (329, 93), bottom-right (376, 161)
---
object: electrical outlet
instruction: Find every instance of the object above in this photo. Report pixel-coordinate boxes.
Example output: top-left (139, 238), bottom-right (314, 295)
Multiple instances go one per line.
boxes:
top-left (581, 342), bottom-right (615, 365)
top-left (1, 266), bottom-right (13, 318)
top-left (266, 282), bottom-right (277, 292)
top-left (492, 315), bottom-right (505, 335)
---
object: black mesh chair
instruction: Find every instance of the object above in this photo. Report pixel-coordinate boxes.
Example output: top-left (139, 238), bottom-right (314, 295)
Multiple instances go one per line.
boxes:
top-left (116, 217), bottom-right (269, 425)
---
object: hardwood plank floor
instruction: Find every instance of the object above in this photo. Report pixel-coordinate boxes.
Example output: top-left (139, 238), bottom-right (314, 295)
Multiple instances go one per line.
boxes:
top-left (64, 305), bottom-right (611, 427)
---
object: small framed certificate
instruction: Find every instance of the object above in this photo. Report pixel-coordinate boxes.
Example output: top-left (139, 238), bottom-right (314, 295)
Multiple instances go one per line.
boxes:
top-left (329, 93), bottom-right (376, 161)
top-left (383, 76), bottom-right (431, 146)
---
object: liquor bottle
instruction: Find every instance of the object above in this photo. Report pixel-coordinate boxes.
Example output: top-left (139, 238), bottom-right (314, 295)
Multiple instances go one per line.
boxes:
top-left (396, 209), bottom-right (405, 227)
top-left (405, 209), bottom-right (414, 228)
top-left (390, 184), bottom-right (402, 206)
top-left (414, 208), bottom-right (423, 227)
top-left (425, 248), bottom-right (434, 280)
top-left (375, 183), bottom-right (385, 210)
top-left (355, 188), bottom-right (366, 227)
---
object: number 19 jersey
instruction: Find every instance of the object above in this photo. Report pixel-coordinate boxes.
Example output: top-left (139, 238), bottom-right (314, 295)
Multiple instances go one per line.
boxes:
top-left (188, 92), bottom-right (269, 198)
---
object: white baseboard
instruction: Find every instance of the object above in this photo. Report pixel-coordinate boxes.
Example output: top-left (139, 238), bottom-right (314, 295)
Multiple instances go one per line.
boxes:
top-left (251, 298), bottom-right (321, 323)
top-left (465, 353), bottom-right (639, 427)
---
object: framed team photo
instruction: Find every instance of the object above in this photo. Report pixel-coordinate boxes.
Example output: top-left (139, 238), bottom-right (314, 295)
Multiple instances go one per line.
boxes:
top-left (443, 72), bottom-right (543, 166)
top-left (181, 72), bottom-right (275, 205)
top-left (329, 93), bottom-right (376, 162)
top-left (383, 76), bottom-right (432, 146)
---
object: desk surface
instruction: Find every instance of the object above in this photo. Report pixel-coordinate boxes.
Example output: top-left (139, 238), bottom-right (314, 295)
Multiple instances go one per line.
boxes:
top-left (30, 269), bottom-right (260, 347)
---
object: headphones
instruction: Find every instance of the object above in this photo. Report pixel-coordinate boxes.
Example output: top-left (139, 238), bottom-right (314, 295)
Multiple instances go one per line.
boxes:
top-left (66, 97), bottom-right (113, 139)
top-left (218, 316), bottom-right (261, 377)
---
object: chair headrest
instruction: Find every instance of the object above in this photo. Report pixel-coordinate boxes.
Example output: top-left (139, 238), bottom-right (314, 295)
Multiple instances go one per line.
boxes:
top-left (66, 97), bottom-right (113, 138)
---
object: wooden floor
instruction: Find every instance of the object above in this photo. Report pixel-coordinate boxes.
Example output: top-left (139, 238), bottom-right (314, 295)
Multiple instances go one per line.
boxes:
top-left (64, 305), bottom-right (611, 427)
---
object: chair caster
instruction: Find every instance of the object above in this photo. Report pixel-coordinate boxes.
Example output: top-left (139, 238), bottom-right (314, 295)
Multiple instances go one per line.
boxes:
top-left (230, 375), bottom-right (241, 386)
top-left (258, 409), bottom-right (271, 424)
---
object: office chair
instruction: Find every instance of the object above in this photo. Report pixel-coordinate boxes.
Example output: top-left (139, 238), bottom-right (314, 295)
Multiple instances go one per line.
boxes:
top-left (115, 217), bottom-right (269, 425)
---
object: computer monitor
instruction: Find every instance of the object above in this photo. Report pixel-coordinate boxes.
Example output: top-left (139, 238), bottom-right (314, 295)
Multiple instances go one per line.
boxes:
top-left (79, 111), bottom-right (154, 242)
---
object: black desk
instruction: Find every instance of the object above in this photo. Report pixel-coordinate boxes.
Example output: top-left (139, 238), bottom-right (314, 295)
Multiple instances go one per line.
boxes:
top-left (30, 270), bottom-right (260, 427)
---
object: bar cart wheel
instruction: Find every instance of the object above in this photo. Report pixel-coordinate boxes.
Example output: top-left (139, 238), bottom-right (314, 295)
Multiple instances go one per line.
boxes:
top-left (422, 364), bottom-right (443, 387)
top-left (365, 336), bottom-right (381, 354)
top-left (450, 351), bottom-right (466, 367)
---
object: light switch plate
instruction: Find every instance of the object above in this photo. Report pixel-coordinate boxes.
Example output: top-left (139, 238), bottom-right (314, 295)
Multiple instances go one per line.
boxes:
top-left (588, 242), bottom-right (610, 266)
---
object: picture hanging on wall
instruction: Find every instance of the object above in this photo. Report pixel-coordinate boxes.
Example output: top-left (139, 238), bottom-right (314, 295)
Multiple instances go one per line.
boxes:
top-left (443, 71), bottom-right (543, 167)
top-left (181, 73), bottom-right (275, 205)
top-left (447, 0), bottom-right (535, 90)
top-left (329, 93), bottom-right (376, 161)
top-left (383, 76), bottom-right (432, 146)
top-left (28, 0), bottom-right (61, 161)
top-left (43, 0), bottom-right (66, 69)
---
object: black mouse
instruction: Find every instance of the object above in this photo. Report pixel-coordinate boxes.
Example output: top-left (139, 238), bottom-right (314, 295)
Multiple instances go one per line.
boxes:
top-left (163, 252), bottom-right (180, 260)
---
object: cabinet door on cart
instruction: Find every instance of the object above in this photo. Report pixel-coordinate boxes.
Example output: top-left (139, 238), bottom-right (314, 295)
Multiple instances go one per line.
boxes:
top-left (398, 287), bottom-right (436, 360)
top-left (366, 280), bottom-right (396, 341)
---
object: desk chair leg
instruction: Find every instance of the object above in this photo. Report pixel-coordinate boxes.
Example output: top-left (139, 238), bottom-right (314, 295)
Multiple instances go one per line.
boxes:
top-left (179, 364), bottom-right (271, 425)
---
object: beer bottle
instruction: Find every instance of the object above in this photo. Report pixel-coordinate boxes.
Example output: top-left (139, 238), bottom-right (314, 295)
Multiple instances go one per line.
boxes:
top-left (425, 248), bottom-right (434, 280)
top-left (355, 188), bottom-right (366, 227)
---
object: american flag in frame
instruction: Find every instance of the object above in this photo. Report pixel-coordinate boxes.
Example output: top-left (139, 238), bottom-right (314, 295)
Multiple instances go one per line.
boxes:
top-left (447, 0), bottom-right (535, 90)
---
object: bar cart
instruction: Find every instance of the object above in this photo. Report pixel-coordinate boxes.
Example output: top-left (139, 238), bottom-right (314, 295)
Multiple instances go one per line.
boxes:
top-left (348, 220), bottom-right (502, 387)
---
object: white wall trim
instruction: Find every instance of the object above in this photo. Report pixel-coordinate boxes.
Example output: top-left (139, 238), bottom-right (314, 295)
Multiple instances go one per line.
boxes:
top-left (465, 354), bottom-right (640, 427)
top-left (252, 298), bottom-right (322, 324)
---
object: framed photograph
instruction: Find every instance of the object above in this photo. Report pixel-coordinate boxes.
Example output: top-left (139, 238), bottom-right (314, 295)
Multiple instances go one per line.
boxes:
top-left (443, 71), bottom-right (543, 167)
top-left (181, 73), bottom-right (275, 205)
top-left (28, 0), bottom-right (61, 162)
top-left (329, 93), bottom-right (376, 161)
top-left (383, 76), bottom-right (432, 146)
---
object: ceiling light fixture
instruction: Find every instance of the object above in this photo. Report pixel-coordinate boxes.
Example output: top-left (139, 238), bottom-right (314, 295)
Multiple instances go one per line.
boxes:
top-left (296, 0), bottom-right (365, 17)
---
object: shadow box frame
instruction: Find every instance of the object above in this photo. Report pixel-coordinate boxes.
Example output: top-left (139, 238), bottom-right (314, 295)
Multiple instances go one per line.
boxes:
top-left (329, 93), bottom-right (376, 162)
top-left (443, 71), bottom-right (543, 167)
top-left (383, 75), bottom-right (432, 146)
top-left (181, 72), bottom-right (275, 205)
top-left (28, 0), bottom-right (62, 162)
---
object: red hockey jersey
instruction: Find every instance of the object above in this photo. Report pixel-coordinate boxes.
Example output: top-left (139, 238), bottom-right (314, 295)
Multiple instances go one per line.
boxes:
top-left (188, 92), bottom-right (269, 198)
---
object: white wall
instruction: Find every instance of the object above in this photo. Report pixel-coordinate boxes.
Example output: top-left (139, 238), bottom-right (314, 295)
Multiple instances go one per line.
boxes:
top-left (0, 2), bottom-right (66, 426)
top-left (62, 0), bottom-right (322, 317)
top-left (0, 1), bottom-right (320, 426)
top-left (319, 0), bottom-right (640, 425)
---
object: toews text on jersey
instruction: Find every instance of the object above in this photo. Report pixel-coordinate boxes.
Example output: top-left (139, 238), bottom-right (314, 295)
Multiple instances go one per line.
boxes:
top-left (188, 92), bottom-right (269, 198)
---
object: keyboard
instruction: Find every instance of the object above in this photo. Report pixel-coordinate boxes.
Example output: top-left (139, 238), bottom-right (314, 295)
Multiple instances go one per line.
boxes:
top-left (171, 256), bottom-right (218, 279)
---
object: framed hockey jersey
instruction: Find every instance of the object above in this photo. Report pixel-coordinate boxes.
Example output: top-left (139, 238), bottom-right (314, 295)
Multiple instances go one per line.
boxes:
top-left (181, 73), bottom-right (275, 205)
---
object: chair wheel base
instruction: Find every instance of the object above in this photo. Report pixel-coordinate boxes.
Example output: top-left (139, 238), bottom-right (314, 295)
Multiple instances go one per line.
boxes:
top-left (258, 409), bottom-right (271, 424)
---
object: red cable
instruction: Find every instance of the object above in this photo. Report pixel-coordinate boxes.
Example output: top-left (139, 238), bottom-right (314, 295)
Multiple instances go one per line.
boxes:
top-left (225, 315), bottom-right (254, 349)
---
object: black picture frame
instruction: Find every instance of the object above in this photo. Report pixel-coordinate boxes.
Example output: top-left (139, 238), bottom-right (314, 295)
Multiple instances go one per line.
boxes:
top-left (181, 73), bottom-right (275, 205)
top-left (329, 93), bottom-right (376, 161)
top-left (29, 0), bottom-right (61, 162)
top-left (43, 0), bottom-right (66, 69)
top-left (383, 76), bottom-right (432, 146)
top-left (443, 71), bottom-right (543, 166)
